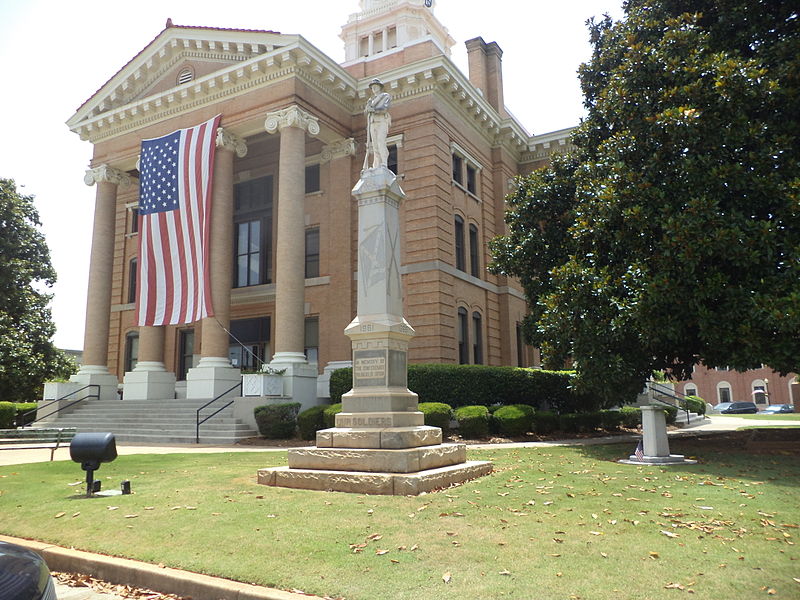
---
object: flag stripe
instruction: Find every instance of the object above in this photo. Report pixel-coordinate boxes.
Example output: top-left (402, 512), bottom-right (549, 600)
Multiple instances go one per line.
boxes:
top-left (135, 115), bottom-right (221, 327)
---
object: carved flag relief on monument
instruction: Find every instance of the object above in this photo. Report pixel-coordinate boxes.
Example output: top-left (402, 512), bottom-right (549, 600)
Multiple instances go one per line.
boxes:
top-left (135, 115), bottom-right (220, 326)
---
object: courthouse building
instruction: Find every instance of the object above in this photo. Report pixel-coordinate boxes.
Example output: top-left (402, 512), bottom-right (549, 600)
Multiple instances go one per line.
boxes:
top-left (66, 0), bottom-right (572, 402)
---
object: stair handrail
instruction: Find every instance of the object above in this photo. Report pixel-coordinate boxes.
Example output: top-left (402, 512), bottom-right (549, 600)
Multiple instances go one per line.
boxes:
top-left (196, 381), bottom-right (242, 444)
top-left (645, 381), bottom-right (692, 425)
top-left (17, 384), bottom-right (101, 427)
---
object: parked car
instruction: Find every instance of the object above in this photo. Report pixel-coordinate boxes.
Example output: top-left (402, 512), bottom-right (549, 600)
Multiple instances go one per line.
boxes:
top-left (761, 404), bottom-right (795, 414)
top-left (719, 402), bottom-right (758, 414)
top-left (712, 402), bottom-right (734, 413)
top-left (0, 541), bottom-right (57, 600)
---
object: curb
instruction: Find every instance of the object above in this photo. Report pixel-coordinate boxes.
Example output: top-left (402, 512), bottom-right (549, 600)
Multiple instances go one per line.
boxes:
top-left (0, 534), bottom-right (321, 600)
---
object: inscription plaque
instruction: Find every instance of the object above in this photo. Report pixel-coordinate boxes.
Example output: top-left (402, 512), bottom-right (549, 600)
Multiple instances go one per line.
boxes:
top-left (388, 349), bottom-right (407, 388)
top-left (353, 349), bottom-right (387, 386)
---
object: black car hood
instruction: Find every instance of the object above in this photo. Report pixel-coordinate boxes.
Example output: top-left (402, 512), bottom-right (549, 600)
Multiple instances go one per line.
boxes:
top-left (0, 541), bottom-right (50, 600)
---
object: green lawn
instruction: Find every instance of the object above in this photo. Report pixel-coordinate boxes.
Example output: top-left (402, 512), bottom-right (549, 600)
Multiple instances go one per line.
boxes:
top-left (1, 434), bottom-right (798, 600)
top-left (715, 413), bottom-right (800, 421)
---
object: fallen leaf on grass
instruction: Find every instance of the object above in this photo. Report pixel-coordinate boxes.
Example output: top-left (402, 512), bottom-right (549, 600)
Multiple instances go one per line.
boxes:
top-left (661, 530), bottom-right (680, 538)
top-left (54, 512), bottom-right (65, 519)
top-left (366, 533), bottom-right (382, 541)
top-left (664, 583), bottom-right (685, 590)
top-left (390, 559), bottom-right (400, 564)
top-left (499, 570), bottom-right (511, 576)
top-left (71, 512), bottom-right (80, 518)
top-left (442, 572), bottom-right (451, 584)
top-left (600, 552), bottom-right (608, 558)
top-left (107, 506), bottom-right (118, 511)
top-left (410, 544), bottom-right (419, 552)
top-left (124, 514), bottom-right (138, 519)
top-left (649, 552), bottom-right (660, 559)
top-left (375, 549), bottom-right (389, 555)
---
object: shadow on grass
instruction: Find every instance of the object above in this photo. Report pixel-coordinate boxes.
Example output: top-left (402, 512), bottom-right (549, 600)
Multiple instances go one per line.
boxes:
top-left (573, 429), bottom-right (800, 487)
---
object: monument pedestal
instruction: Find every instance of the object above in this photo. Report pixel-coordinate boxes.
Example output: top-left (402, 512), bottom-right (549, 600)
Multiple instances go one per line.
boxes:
top-left (258, 167), bottom-right (491, 495)
top-left (619, 405), bottom-right (697, 465)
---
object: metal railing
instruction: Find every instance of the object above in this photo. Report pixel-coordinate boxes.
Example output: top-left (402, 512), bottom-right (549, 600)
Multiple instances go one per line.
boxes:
top-left (17, 385), bottom-right (101, 427)
top-left (645, 382), bottom-right (692, 425)
top-left (196, 381), bottom-right (242, 444)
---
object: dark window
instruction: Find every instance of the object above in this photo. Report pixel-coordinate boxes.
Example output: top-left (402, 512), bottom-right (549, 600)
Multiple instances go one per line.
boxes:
top-left (305, 316), bottom-right (319, 364)
top-left (458, 307), bottom-right (469, 364)
top-left (452, 154), bottom-right (463, 185)
top-left (516, 323), bottom-right (525, 367)
top-left (130, 208), bottom-right (139, 234)
top-left (234, 176), bottom-right (273, 287)
top-left (305, 227), bottom-right (320, 278)
top-left (236, 220), bottom-right (261, 287)
top-left (469, 224), bottom-right (480, 277)
top-left (388, 145), bottom-right (398, 175)
top-left (454, 215), bottom-right (465, 272)
top-left (305, 164), bottom-right (321, 193)
top-left (228, 317), bottom-right (270, 370)
top-left (178, 329), bottom-right (195, 381)
top-left (128, 257), bottom-right (137, 304)
top-left (466, 164), bottom-right (477, 195)
top-left (719, 387), bottom-right (731, 403)
top-left (472, 312), bottom-right (483, 365)
top-left (124, 332), bottom-right (139, 373)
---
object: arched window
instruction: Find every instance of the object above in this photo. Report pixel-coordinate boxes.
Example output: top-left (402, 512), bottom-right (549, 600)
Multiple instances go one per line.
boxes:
top-left (472, 311), bottom-right (483, 365)
top-left (469, 224), bottom-right (480, 278)
top-left (128, 257), bottom-right (138, 304)
top-left (751, 379), bottom-right (767, 404)
top-left (684, 384), bottom-right (698, 398)
top-left (454, 215), bottom-right (465, 271)
top-left (716, 381), bottom-right (732, 404)
top-left (457, 307), bottom-right (469, 364)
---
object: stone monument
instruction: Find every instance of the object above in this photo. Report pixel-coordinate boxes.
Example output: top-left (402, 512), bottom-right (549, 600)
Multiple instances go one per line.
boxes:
top-left (258, 83), bottom-right (492, 494)
top-left (619, 405), bottom-right (697, 465)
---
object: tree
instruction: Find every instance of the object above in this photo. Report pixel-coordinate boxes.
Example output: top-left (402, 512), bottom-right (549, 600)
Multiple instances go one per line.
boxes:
top-left (491, 0), bottom-right (800, 401)
top-left (0, 178), bottom-right (76, 402)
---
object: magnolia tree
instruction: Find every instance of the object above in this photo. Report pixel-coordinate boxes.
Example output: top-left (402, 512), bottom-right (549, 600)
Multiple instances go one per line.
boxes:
top-left (491, 0), bottom-right (799, 401)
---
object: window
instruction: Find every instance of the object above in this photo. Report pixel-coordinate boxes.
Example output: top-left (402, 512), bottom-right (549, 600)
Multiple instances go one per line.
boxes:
top-left (305, 164), bottom-right (320, 193)
top-left (305, 317), bottom-right (319, 365)
top-left (234, 176), bottom-right (273, 287)
top-left (457, 308), bottom-right (469, 364)
top-left (685, 385), bottom-right (698, 397)
top-left (472, 312), bottom-right (483, 365)
top-left (466, 164), bottom-right (477, 195)
top-left (177, 329), bottom-right (195, 381)
top-left (236, 220), bottom-right (262, 287)
top-left (387, 145), bottom-right (398, 175)
top-left (228, 317), bottom-right (270, 370)
top-left (127, 257), bottom-right (137, 304)
top-left (305, 227), bottom-right (320, 278)
top-left (130, 207), bottom-right (139, 234)
top-left (469, 224), bottom-right (480, 277)
top-left (516, 322), bottom-right (525, 367)
top-left (452, 154), bottom-right (463, 185)
top-left (752, 380), bottom-right (767, 404)
top-left (124, 332), bottom-right (139, 373)
top-left (454, 215), bottom-right (466, 271)
top-left (717, 382), bottom-right (732, 404)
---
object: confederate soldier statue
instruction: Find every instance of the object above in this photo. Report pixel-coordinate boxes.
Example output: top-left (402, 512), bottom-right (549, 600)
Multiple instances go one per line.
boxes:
top-left (364, 78), bottom-right (391, 170)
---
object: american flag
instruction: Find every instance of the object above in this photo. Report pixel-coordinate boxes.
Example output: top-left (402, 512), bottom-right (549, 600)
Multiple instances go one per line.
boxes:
top-left (634, 439), bottom-right (644, 461)
top-left (135, 115), bottom-right (221, 326)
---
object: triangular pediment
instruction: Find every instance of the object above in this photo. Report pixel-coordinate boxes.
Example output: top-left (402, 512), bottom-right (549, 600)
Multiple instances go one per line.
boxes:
top-left (68, 24), bottom-right (298, 127)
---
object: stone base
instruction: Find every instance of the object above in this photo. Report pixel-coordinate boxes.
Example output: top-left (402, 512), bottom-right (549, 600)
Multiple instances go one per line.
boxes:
top-left (258, 460), bottom-right (493, 496)
top-left (316, 426), bottom-right (442, 449)
top-left (619, 454), bottom-right (698, 465)
top-left (335, 411), bottom-right (424, 428)
top-left (70, 368), bottom-right (120, 401)
top-left (287, 443), bottom-right (465, 473)
top-left (122, 369), bottom-right (176, 400)
top-left (185, 362), bottom-right (241, 400)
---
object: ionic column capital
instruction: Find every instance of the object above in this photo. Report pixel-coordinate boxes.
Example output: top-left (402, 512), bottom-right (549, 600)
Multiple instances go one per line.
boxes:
top-left (216, 127), bottom-right (248, 158)
top-left (264, 105), bottom-right (320, 137)
top-left (84, 165), bottom-right (132, 188)
top-left (321, 138), bottom-right (356, 163)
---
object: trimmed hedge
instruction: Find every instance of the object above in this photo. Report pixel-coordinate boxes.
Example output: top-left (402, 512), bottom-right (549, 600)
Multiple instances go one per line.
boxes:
top-left (620, 406), bottom-right (642, 428)
top-left (323, 403), bottom-right (342, 428)
top-left (454, 405), bottom-right (490, 438)
top-left (254, 402), bottom-right (300, 439)
top-left (328, 364), bottom-right (603, 411)
top-left (681, 395), bottom-right (706, 415)
top-left (599, 409), bottom-right (624, 430)
top-left (0, 402), bottom-right (15, 428)
top-left (492, 404), bottom-right (534, 436)
top-left (418, 402), bottom-right (452, 431)
top-left (298, 405), bottom-right (327, 440)
top-left (15, 403), bottom-right (38, 426)
top-left (532, 410), bottom-right (559, 435)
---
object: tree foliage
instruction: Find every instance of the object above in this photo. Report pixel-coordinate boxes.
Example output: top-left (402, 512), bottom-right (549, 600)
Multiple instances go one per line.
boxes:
top-left (491, 0), bottom-right (800, 401)
top-left (0, 178), bottom-right (76, 402)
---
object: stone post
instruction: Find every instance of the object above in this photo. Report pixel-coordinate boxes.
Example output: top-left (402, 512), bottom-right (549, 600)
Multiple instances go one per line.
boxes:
top-left (186, 128), bottom-right (247, 400)
top-left (624, 406), bottom-right (697, 465)
top-left (71, 165), bottom-right (131, 400)
top-left (264, 106), bottom-right (320, 404)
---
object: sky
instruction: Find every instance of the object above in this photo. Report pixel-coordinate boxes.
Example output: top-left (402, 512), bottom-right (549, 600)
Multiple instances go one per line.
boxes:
top-left (0, 0), bottom-right (624, 350)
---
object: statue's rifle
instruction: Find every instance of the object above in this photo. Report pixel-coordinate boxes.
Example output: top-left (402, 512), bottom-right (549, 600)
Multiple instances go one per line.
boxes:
top-left (363, 107), bottom-right (372, 171)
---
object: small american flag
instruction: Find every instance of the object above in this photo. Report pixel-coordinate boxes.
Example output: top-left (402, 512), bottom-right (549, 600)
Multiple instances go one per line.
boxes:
top-left (136, 115), bottom-right (221, 326)
top-left (634, 440), bottom-right (644, 461)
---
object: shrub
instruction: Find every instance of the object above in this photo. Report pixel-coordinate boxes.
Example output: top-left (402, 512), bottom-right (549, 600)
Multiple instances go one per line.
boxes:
top-left (0, 402), bottom-right (15, 428)
top-left (558, 413), bottom-right (581, 433)
top-left (454, 405), bottom-right (490, 438)
top-left (298, 405), bottom-right (327, 440)
top-left (599, 409), bottom-right (624, 430)
top-left (15, 403), bottom-right (38, 426)
top-left (418, 402), bottom-right (452, 431)
top-left (329, 369), bottom-right (352, 403)
top-left (254, 403), bottom-right (300, 439)
top-left (681, 395), bottom-right (706, 415)
top-left (663, 405), bottom-right (678, 425)
top-left (492, 404), bottom-right (534, 436)
top-left (323, 403), bottom-right (342, 428)
top-left (576, 411), bottom-right (603, 431)
top-left (532, 410), bottom-right (559, 435)
top-left (619, 406), bottom-right (642, 428)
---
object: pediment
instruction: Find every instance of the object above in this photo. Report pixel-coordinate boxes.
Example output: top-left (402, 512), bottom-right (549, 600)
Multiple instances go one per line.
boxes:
top-left (68, 24), bottom-right (298, 127)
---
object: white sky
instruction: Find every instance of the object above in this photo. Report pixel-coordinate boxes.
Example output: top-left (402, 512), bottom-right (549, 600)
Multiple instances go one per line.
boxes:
top-left (0, 0), bottom-right (623, 350)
